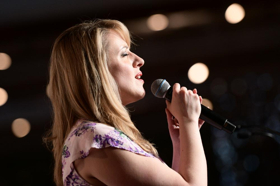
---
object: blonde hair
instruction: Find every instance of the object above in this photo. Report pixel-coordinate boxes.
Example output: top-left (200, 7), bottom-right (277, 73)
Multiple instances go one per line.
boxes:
top-left (45, 19), bottom-right (158, 186)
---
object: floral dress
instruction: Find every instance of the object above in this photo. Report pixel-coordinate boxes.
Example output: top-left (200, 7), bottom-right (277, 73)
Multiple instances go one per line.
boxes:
top-left (62, 120), bottom-right (157, 186)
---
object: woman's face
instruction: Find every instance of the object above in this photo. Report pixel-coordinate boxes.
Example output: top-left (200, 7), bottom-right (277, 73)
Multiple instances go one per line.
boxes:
top-left (106, 30), bottom-right (145, 105)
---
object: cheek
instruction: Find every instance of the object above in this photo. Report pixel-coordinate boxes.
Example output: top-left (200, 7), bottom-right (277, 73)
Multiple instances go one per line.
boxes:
top-left (108, 58), bottom-right (134, 86)
top-left (110, 66), bottom-right (128, 85)
top-left (111, 63), bottom-right (131, 77)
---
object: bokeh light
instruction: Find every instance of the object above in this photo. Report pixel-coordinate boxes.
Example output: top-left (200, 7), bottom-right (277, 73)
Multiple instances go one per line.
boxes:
top-left (243, 154), bottom-right (260, 172)
top-left (188, 63), bottom-right (209, 84)
top-left (147, 14), bottom-right (169, 31)
top-left (11, 118), bottom-right (31, 138)
top-left (168, 12), bottom-right (188, 29)
top-left (225, 3), bottom-right (245, 24)
top-left (220, 169), bottom-right (237, 186)
top-left (202, 98), bottom-right (213, 110)
top-left (0, 88), bottom-right (8, 106)
top-left (211, 78), bottom-right (228, 96)
top-left (168, 10), bottom-right (213, 29)
top-left (0, 53), bottom-right (12, 70)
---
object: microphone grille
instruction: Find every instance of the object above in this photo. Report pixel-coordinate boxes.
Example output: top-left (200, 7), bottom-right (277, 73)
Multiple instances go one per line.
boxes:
top-left (151, 79), bottom-right (170, 98)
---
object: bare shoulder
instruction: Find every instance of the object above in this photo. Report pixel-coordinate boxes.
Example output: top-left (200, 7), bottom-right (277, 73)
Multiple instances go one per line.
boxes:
top-left (76, 147), bottom-right (189, 186)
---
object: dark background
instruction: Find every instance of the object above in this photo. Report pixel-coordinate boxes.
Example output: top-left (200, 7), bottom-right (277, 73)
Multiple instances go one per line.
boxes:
top-left (1, 0), bottom-right (280, 185)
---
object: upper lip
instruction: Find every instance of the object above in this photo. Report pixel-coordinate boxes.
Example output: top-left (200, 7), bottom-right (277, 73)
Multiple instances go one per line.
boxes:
top-left (135, 72), bottom-right (142, 79)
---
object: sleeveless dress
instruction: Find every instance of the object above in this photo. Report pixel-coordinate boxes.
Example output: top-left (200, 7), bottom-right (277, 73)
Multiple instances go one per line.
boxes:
top-left (62, 120), bottom-right (157, 186)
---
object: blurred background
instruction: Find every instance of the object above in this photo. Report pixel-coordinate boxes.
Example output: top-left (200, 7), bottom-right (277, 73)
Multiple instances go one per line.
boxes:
top-left (1, 0), bottom-right (280, 185)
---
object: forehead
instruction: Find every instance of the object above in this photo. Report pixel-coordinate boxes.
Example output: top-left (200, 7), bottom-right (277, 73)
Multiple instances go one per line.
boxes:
top-left (105, 30), bottom-right (129, 50)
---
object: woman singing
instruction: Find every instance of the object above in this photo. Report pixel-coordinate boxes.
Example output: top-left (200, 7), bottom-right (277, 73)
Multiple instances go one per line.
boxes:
top-left (46, 19), bottom-right (207, 186)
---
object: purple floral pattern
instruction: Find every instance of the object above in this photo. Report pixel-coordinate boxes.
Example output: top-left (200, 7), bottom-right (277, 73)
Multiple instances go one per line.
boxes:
top-left (80, 150), bottom-right (89, 159)
top-left (65, 168), bottom-right (90, 186)
top-left (62, 145), bottom-right (70, 158)
top-left (62, 120), bottom-right (156, 186)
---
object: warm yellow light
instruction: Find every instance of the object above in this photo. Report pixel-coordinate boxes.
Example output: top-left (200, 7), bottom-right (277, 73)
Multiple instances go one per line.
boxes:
top-left (188, 63), bottom-right (209, 84)
top-left (0, 88), bottom-right (8, 106)
top-left (0, 53), bottom-right (12, 70)
top-left (202, 98), bottom-right (213, 110)
top-left (147, 14), bottom-right (169, 31)
top-left (12, 118), bottom-right (31, 138)
top-left (168, 12), bottom-right (188, 29)
top-left (225, 3), bottom-right (245, 24)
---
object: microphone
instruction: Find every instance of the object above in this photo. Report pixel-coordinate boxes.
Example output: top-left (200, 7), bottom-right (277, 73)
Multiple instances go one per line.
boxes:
top-left (151, 79), bottom-right (236, 134)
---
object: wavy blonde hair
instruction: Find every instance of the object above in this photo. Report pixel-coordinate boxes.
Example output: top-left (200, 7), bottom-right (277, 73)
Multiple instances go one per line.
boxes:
top-left (45, 19), bottom-right (158, 186)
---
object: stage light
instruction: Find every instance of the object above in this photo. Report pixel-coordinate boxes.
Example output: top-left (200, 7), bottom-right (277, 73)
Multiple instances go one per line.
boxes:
top-left (0, 53), bottom-right (12, 70)
top-left (188, 63), bottom-right (209, 84)
top-left (225, 3), bottom-right (245, 24)
top-left (147, 14), bottom-right (169, 31)
top-left (11, 118), bottom-right (31, 138)
top-left (0, 88), bottom-right (8, 106)
top-left (168, 10), bottom-right (213, 29)
top-left (202, 98), bottom-right (213, 110)
top-left (168, 12), bottom-right (188, 29)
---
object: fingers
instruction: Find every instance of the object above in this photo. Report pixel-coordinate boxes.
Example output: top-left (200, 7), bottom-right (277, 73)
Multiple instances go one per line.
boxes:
top-left (173, 83), bottom-right (181, 96)
top-left (165, 108), bottom-right (176, 126)
top-left (165, 108), bottom-right (177, 124)
top-left (199, 96), bottom-right (203, 104)
top-left (193, 88), bottom-right (203, 104)
top-left (171, 85), bottom-right (203, 103)
top-left (165, 108), bottom-right (180, 130)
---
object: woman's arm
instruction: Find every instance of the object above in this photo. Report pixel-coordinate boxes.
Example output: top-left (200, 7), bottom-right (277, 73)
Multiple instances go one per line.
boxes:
top-left (165, 108), bottom-right (181, 172)
top-left (82, 147), bottom-right (190, 186)
top-left (166, 88), bottom-right (205, 174)
top-left (165, 84), bottom-right (207, 185)
top-left (75, 83), bottom-right (207, 186)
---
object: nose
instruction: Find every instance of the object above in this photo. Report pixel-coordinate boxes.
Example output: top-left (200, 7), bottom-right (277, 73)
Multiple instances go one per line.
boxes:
top-left (132, 53), bottom-right (145, 68)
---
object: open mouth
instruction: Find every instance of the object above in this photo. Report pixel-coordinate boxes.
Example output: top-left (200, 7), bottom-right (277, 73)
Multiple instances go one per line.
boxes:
top-left (135, 72), bottom-right (144, 83)
top-left (135, 72), bottom-right (143, 80)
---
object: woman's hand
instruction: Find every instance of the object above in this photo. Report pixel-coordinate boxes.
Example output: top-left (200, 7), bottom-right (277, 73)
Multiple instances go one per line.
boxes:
top-left (165, 84), bottom-right (205, 173)
top-left (166, 84), bottom-right (204, 129)
top-left (193, 88), bottom-right (205, 129)
top-left (165, 86), bottom-right (205, 144)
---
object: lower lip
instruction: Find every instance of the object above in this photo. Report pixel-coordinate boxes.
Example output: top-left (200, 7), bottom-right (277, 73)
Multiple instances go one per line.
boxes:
top-left (137, 78), bottom-right (144, 83)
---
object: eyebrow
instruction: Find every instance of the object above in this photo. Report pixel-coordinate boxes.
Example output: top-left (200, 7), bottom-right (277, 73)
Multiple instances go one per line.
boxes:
top-left (119, 46), bottom-right (129, 52)
top-left (120, 46), bottom-right (128, 50)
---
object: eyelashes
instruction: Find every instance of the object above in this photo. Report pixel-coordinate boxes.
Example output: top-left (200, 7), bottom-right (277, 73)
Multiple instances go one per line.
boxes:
top-left (121, 53), bottom-right (129, 57)
top-left (121, 51), bottom-right (130, 57)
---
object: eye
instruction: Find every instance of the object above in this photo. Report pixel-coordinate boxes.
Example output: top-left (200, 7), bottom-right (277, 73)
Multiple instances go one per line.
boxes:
top-left (121, 52), bottom-right (129, 57)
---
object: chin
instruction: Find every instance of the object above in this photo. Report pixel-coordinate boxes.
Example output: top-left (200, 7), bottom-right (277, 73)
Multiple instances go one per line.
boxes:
top-left (136, 93), bottom-right (145, 102)
top-left (138, 88), bottom-right (146, 99)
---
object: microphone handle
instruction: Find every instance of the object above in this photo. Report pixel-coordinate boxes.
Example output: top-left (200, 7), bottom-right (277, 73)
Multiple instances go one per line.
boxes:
top-left (200, 105), bottom-right (236, 133)
top-left (164, 88), bottom-right (236, 133)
